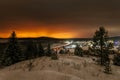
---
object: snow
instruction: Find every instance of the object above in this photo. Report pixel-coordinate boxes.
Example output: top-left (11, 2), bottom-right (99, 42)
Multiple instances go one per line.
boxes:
top-left (0, 55), bottom-right (120, 80)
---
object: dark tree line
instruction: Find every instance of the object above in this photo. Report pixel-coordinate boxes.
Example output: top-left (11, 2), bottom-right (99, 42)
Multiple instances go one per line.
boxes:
top-left (0, 31), bottom-right (58, 66)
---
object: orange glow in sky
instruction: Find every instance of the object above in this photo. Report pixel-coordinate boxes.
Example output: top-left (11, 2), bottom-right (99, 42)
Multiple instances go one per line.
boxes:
top-left (0, 21), bottom-right (77, 38)
top-left (0, 31), bottom-right (75, 38)
top-left (16, 32), bottom-right (74, 38)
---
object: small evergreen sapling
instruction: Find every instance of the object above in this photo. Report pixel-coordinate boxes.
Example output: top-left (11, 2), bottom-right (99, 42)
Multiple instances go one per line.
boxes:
top-left (74, 44), bottom-right (83, 57)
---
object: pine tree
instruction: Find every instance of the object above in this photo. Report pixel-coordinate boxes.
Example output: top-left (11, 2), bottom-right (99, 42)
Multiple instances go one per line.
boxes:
top-left (46, 44), bottom-right (52, 57)
top-left (93, 26), bottom-right (109, 65)
top-left (25, 40), bottom-right (37, 60)
top-left (38, 43), bottom-right (45, 57)
top-left (74, 44), bottom-right (83, 57)
top-left (1, 31), bottom-right (23, 66)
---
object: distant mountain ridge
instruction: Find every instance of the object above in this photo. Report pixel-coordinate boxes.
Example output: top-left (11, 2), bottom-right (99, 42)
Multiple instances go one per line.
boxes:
top-left (0, 36), bottom-right (120, 41)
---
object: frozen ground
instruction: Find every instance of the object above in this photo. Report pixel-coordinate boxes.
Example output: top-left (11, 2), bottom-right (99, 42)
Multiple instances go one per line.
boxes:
top-left (0, 55), bottom-right (120, 80)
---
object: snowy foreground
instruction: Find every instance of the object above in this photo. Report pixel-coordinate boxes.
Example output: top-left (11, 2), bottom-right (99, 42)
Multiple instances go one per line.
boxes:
top-left (0, 55), bottom-right (120, 80)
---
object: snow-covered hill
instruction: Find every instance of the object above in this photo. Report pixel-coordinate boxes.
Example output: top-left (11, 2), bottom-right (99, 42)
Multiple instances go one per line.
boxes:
top-left (0, 55), bottom-right (120, 80)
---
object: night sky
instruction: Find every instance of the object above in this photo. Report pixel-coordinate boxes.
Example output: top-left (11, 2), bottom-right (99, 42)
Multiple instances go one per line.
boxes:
top-left (0, 0), bottom-right (120, 38)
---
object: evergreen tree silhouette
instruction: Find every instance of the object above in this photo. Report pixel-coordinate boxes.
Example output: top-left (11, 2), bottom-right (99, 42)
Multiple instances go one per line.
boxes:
top-left (25, 40), bottom-right (37, 60)
top-left (2, 31), bottom-right (23, 66)
top-left (37, 43), bottom-right (45, 57)
top-left (93, 26), bottom-right (110, 65)
top-left (46, 44), bottom-right (52, 57)
top-left (74, 44), bottom-right (83, 57)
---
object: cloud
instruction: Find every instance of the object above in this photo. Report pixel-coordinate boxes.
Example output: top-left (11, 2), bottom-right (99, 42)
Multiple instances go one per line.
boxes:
top-left (0, 0), bottom-right (120, 37)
